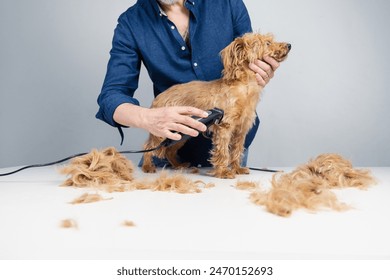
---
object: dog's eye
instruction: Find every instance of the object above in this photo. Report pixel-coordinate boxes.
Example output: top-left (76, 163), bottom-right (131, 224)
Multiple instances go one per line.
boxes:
top-left (265, 41), bottom-right (271, 46)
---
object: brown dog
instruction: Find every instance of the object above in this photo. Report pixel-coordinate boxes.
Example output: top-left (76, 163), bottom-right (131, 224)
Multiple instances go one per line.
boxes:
top-left (142, 33), bottom-right (291, 178)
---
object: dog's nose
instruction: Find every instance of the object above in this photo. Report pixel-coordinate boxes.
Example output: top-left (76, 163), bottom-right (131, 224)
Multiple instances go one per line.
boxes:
top-left (287, 43), bottom-right (292, 50)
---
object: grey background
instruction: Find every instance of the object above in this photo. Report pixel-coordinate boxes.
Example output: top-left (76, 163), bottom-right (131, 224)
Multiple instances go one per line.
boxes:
top-left (0, 0), bottom-right (389, 169)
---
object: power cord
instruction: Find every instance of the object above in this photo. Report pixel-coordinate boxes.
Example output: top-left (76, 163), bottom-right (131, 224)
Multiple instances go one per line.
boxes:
top-left (0, 145), bottom-right (162, 177)
top-left (248, 167), bottom-right (281, 173)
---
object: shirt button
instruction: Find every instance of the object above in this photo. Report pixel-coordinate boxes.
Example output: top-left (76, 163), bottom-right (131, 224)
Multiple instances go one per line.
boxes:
top-left (193, 62), bottom-right (198, 67)
top-left (171, 26), bottom-right (175, 30)
top-left (181, 46), bottom-right (186, 51)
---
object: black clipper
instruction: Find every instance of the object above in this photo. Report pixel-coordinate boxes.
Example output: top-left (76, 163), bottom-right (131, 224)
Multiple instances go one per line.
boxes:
top-left (160, 107), bottom-right (224, 147)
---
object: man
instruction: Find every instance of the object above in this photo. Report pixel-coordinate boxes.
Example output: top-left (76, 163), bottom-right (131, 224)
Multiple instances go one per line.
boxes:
top-left (96, 0), bottom-right (279, 167)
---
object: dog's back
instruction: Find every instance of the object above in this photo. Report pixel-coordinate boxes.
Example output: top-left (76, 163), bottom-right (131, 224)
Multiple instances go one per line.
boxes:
top-left (152, 79), bottom-right (225, 110)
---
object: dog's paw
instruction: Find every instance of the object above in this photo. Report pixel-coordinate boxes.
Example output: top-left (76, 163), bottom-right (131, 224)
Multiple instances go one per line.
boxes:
top-left (141, 165), bottom-right (156, 173)
top-left (209, 168), bottom-right (236, 179)
top-left (173, 162), bottom-right (191, 170)
top-left (233, 167), bottom-right (250, 175)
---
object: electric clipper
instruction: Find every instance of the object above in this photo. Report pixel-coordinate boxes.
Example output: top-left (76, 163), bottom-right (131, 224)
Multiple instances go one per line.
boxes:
top-left (160, 107), bottom-right (224, 147)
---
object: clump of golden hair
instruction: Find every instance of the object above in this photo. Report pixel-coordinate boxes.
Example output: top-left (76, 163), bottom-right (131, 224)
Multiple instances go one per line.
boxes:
top-left (59, 147), bottom-right (134, 192)
top-left (60, 219), bottom-right (78, 229)
top-left (243, 154), bottom-right (376, 217)
top-left (129, 171), bottom-right (214, 194)
top-left (122, 220), bottom-right (136, 227)
top-left (69, 193), bottom-right (113, 204)
top-left (299, 153), bottom-right (375, 189)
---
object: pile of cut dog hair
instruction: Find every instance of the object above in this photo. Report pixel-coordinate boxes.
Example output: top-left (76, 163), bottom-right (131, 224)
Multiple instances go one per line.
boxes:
top-left (60, 147), bottom-right (214, 194)
top-left (237, 153), bottom-right (376, 217)
top-left (59, 147), bottom-right (375, 219)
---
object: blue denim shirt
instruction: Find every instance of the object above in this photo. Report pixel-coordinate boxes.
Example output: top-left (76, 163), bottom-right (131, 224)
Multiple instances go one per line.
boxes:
top-left (96, 0), bottom-right (260, 166)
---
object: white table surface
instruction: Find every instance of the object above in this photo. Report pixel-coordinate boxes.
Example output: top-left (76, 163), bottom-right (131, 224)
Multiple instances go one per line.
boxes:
top-left (0, 165), bottom-right (389, 260)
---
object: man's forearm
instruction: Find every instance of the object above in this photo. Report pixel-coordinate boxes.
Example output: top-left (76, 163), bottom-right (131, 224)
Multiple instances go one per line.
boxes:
top-left (113, 103), bottom-right (147, 128)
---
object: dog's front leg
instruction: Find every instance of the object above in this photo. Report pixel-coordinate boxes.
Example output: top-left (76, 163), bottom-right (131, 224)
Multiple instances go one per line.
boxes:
top-left (208, 124), bottom-right (235, 179)
top-left (230, 129), bottom-right (250, 175)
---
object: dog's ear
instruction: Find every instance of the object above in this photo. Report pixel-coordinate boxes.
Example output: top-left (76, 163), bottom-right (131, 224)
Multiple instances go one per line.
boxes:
top-left (220, 37), bottom-right (245, 68)
top-left (220, 38), bottom-right (242, 81)
top-left (245, 33), bottom-right (264, 63)
top-left (220, 33), bottom-right (263, 82)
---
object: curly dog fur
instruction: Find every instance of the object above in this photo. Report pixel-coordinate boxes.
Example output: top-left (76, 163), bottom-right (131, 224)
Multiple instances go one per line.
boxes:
top-left (142, 33), bottom-right (291, 178)
top-left (248, 154), bottom-right (376, 217)
top-left (60, 147), bottom-right (134, 192)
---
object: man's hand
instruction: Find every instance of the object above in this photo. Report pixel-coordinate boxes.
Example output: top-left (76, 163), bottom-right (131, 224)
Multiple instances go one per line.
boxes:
top-left (249, 56), bottom-right (280, 87)
top-left (140, 106), bottom-right (208, 140)
top-left (113, 103), bottom-right (208, 140)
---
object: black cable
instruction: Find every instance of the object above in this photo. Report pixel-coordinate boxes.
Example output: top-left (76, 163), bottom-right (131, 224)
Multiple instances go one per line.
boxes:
top-left (0, 152), bottom-right (88, 177)
top-left (248, 167), bottom-right (281, 173)
top-left (0, 145), bottom-right (162, 177)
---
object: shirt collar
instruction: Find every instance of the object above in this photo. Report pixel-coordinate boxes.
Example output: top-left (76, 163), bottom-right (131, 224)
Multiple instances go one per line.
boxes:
top-left (156, 0), bottom-right (197, 17)
top-left (157, 2), bottom-right (167, 17)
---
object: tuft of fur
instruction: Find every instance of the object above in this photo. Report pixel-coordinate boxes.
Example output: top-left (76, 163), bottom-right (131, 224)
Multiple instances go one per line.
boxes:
top-left (122, 220), bottom-right (136, 227)
top-left (249, 173), bottom-right (350, 217)
top-left (242, 154), bottom-right (376, 217)
top-left (134, 171), bottom-right (209, 194)
top-left (297, 153), bottom-right (375, 189)
top-left (60, 219), bottom-right (78, 229)
top-left (69, 193), bottom-right (113, 204)
top-left (59, 147), bottom-right (134, 192)
top-left (235, 180), bottom-right (260, 190)
top-left (141, 33), bottom-right (291, 179)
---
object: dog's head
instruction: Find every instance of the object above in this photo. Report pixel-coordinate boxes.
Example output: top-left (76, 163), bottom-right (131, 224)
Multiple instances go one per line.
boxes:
top-left (221, 33), bottom-right (291, 82)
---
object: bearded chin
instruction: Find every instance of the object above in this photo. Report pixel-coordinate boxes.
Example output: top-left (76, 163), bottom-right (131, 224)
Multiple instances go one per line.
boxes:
top-left (158, 0), bottom-right (180, 5)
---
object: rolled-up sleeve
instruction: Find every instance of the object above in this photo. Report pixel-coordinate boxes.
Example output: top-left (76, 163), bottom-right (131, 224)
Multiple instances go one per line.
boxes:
top-left (96, 13), bottom-right (141, 127)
